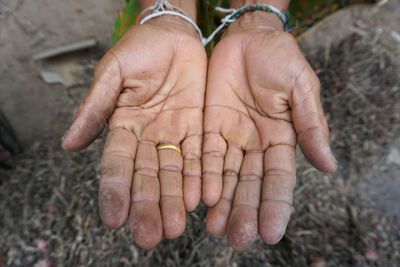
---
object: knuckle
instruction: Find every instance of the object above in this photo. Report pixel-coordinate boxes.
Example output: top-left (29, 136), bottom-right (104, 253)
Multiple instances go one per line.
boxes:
top-left (223, 169), bottom-right (239, 177)
top-left (135, 167), bottom-right (158, 178)
top-left (160, 164), bottom-right (182, 172)
top-left (184, 162), bottom-right (201, 177)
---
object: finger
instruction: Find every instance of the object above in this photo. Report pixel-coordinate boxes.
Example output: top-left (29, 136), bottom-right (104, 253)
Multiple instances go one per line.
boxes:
top-left (129, 142), bottom-right (162, 249)
top-left (202, 133), bottom-right (227, 207)
top-left (206, 145), bottom-right (243, 237)
top-left (291, 68), bottom-right (337, 173)
top-left (259, 144), bottom-right (296, 245)
top-left (158, 146), bottom-right (186, 239)
top-left (62, 52), bottom-right (123, 151)
top-left (99, 127), bottom-right (136, 229)
top-left (182, 135), bottom-right (202, 212)
top-left (226, 151), bottom-right (263, 251)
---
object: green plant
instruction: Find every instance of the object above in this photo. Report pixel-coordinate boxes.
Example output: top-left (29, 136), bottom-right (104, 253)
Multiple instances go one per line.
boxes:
top-left (112, 0), bottom-right (377, 47)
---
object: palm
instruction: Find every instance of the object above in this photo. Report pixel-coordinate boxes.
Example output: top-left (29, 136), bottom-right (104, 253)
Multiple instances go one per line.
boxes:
top-left (62, 20), bottom-right (207, 249)
top-left (205, 31), bottom-right (298, 152)
top-left (203, 29), bottom-right (336, 250)
top-left (110, 23), bottom-right (205, 136)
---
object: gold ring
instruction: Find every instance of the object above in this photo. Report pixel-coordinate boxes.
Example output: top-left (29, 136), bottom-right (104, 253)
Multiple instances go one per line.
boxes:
top-left (156, 144), bottom-right (181, 153)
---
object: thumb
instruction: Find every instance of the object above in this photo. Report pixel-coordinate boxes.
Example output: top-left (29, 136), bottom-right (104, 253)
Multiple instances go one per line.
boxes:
top-left (62, 52), bottom-right (123, 151)
top-left (290, 66), bottom-right (337, 173)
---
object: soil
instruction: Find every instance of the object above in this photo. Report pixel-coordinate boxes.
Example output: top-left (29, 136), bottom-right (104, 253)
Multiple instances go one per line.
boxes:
top-left (0, 0), bottom-right (125, 146)
top-left (0, 1), bottom-right (399, 267)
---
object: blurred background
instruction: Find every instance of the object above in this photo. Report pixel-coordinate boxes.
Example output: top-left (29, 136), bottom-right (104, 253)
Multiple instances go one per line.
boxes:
top-left (0, 0), bottom-right (399, 266)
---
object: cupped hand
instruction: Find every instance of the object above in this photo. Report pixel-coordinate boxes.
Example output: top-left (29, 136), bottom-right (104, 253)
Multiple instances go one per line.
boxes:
top-left (62, 16), bottom-right (207, 249)
top-left (202, 12), bottom-right (337, 250)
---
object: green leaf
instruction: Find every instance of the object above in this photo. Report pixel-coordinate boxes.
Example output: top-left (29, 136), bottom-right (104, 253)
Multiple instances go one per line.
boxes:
top-left (112, 0), bottom-right (141, 44)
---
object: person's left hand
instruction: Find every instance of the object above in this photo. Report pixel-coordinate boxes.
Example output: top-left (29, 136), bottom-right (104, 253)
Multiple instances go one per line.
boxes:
top-left (202, 12), bottom-right (337, 250)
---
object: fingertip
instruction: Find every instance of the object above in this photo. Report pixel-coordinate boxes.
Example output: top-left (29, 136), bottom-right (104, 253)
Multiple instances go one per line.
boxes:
top-left (259, 223), bottom-right (285, 245)
top-left (226, 207), bottom-right (258, 251)
top-left (61, 138), bottom-right (81, 152)
top-left (61, 123), bottom-right (100, 152)
top-left (98, 185), bottom-right (130, 229)
top-left (161, 198), bottom-right (186, 239)
top-left (299, 130), bottom-right (337, 173)
top-left (317, 145), bottom-right (337, 173)
top-left (184, 192), bottom-right (200, 213)
top-left (202, 182), bottom-right (222, 207)
top-left (133, 232), bottom-right (162, 250)
top-left (183, 176), bottom-right (201, 212)
top-left (322, 160), bottom-right (337, 173)
top-left (163, 221), bottom-right (186, 240)
top-left (129, 202), bottom-right (163, 250)
top-left (202, 173), bottom-right (223, 207)
top-left (307, 146), bottom-right (337, 173)
top-left (61, 130), bottom-right (76, 151)
top-left (327, 152), bottom-right (338, 173)
top-left (260, 231), bottom-right (284, 245)
top-left (184, 200), bottom-right (198, 213)
top-left (61, 140), bottom-right (71, 151)
top-left (259, 201), bottom-right (292, 245)
top-left (205, 200), bottom-right (230, 237)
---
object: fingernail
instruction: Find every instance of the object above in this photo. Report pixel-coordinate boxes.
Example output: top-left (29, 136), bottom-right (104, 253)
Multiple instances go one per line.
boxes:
top-left (61, 128), bottom-right (70, 142)
top-left (331, 152), bottom-right (338, 165)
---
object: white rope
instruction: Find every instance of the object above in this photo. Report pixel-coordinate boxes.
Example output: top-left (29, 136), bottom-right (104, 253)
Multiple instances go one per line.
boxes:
top-left (203, 4), bottom-right (290, 46)
top-left (202, 8), bottom-right (238, 46)
top-left (140, 0), bottom-right (206, 45)
top-left (214, 7), bottom-right (236, 13)
top-left (139, 1), bottom-right (290, 47)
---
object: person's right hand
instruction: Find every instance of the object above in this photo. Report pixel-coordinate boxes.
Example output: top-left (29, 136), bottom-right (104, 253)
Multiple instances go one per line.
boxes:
top-left (61, 15), bottom-right (207, 249)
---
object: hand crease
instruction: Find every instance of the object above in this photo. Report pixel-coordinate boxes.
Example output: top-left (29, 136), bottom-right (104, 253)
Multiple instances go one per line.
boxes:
top-left (297, 125), bottom-right (322, 139)
top-left (183, 173), bottom-right (200, 178)
top-left (233, 203), bottom-right (258, 210)
top-left (160, 165), bottom-right (182, 172)
top-left (134, 167), bottom-right (159, 178)
top-left (202, 170), bottom-right (222, 176)
top-left (160, 194), bottom-right (183, 199)
top-left (161, 106), bottom-right (203, 112)
top-left (103, 150), bottom-right (135, 161)
top-left (264, 168), bottom-right (295, 178)
top-left (224, 169), bottom-right (239, 177)
top-left (100, 181), bottom-right (131, 194)
top-left (131, 199), bottom-right (159, 204)
top-left (220, 196), bottom-right (233, 203)
top-left (183, 152), bottom-right (201, 160)
top-left (267, 143), bottom-right (295, 149)
top-left (203, 151), bottom-right (225, 157)
top-left (261, 198), bottom-right (293, 208)
top-left (239, 174), bottom-right (263, 182)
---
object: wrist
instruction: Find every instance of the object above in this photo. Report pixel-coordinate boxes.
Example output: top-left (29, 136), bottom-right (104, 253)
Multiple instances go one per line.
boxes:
top-left (139, 0), bottom-right (200, 40)
top-left (140, 0), bottom-right (197, 19)
top-left (224, 1), bottom-right (291, 36)
top-left (146, 15), bottom-right (200, 39)
top-left (224, 11), bottom-right (285, 37)
top-left (231, 0), bottom-right (290, 10)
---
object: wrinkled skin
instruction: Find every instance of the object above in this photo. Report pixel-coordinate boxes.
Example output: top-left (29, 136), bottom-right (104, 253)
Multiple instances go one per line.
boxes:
top-left (62, 16), bottom-right (207, 249)
top-left (203, 13), bottom-right (337, 251)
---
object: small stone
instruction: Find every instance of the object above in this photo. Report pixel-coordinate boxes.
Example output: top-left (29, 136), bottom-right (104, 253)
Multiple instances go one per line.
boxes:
top-left (311, 257), bottom-right (326, 267)
top-left (365, 248), bottom-right (379, 261)
top-left (387, 148), bottom-right (400, 165)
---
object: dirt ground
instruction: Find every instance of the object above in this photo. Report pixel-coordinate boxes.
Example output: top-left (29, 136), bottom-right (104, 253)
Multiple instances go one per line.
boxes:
top-left (0, 0), bottom-right (125, 146)
top-left (1, 0), bottom-right (400, 267)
